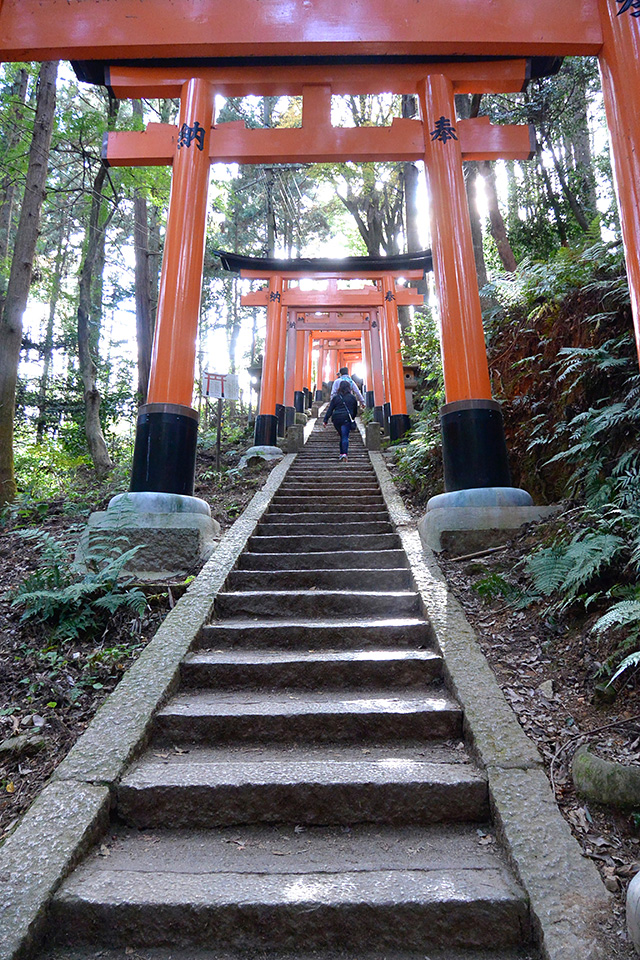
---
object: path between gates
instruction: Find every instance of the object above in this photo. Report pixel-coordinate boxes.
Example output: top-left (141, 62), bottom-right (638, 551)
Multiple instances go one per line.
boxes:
top-left (1, 420), bottom-right (610, 960)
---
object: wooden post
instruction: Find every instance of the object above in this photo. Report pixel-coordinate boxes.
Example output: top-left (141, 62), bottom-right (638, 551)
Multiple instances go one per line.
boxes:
top-left (316, 344), bottom-right (327, 400)
top-left (131, 76), bottom-right (214, 495)
top-left (363, 328), bottom-right (374, 408)
top-left (254, 273), bottom-right (283, 445)
top-left (418, 74), bottom-right (510, 491)
top-left (283, 314), bottom-right (297, 428)
top-left (381, 275), bottom-right (410, 440)
top-left (598, 0), bottom-right (640, 365)
top-left (294, 329), bottom-right (306, 413)
top-left (274, 285), bottom-right (288, 436)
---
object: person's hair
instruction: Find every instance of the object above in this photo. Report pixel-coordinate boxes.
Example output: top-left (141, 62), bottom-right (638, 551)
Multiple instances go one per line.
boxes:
top-left (339, 367), bottom-right (349, 376)
top-left (338, 380), bottom-right (352, 395)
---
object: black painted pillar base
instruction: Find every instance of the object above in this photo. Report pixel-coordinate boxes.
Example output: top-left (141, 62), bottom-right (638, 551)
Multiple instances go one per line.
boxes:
top-left (130, 403), bottom-right (198, 496)
top-left (276, 403), bottom-right (286, 438)
top-left (285, 406), bottom-right (296, 430)
top-left (294, 391), bottom-right (304, 413)
top-left (389, 413), bottom-right (411, 442)
top-left (366, 390), bottom-right (375, 409)
top-left (383, 401), bottom-right (391, 435)
top-left (373, 406), bottom-right (384, 427)
top-left (254, 413), bottom-right (278, 447)
top-left (440, 398), bottom-right (511, 492)
top-left (303, 387), bottom-right (312, 409)
top-left (315, 389), bottom-right (323, 402)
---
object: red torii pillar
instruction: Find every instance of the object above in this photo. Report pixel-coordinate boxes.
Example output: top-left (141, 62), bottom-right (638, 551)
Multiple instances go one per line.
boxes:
top-left (255, 274), bottom-right (285, 445)
top-left (598, 0), bottom-right (640, 363)
top-left (368, 319), bottom-right (386, 424)
top-left (131, 78), bottom-right (214, 495)
top-left (419, 75), bottom-right (510, 492)
top-left (381, 276), bottom-right (410, 440)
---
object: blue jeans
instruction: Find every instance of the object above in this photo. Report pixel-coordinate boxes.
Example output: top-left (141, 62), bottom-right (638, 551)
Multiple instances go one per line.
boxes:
top-left (338, 421), bottom-right (351, 455)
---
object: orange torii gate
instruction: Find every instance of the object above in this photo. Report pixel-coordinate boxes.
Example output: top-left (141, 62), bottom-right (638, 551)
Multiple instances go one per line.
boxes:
top-left (96, 69), bottom-right (531, 490)
top-left (2, 0), bottom-right (639, 496)
top-left (220, 252), bottom-right (428, 444)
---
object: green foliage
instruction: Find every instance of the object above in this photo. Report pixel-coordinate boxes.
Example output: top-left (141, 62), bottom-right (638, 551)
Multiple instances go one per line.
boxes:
top-left (393, 408), bottom-right (443, 502)
top-left (8, 529), bottom-right (147, 642)
top-left (525, 529), bottom-right (626, 607)
top-left (607, 649), bottom-right (640, 687)
top-left (488, 238), bottom-right (626, 325)
top-left (13, 431), bottom-right (93, 501)
top-left (472, 573), bottom-right (517, 601)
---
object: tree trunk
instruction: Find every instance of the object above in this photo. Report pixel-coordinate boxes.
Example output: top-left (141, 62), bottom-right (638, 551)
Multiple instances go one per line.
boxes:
top-left (132, 101), bottom-right (155, 403)
top-left (535, 144), bottom-right (568, 246)
top-left (480, 161), bottom-right (517, 271)
top-left (228, 276), bottom-right (241, 374)
top-left (0, 68), bottom-right (28, 295)
top-left (77, 99), bottom-right (119, 479)
top-left (464, 161), bottom-right (488, 288)
top-left (0, 60), bottom-right (57, 504)
top-left (454, 94), bottom-right (488, 289)
top-left (36, 216), bottom-right (67, 441)
top-left (544, 133), bottom-right (591, 233)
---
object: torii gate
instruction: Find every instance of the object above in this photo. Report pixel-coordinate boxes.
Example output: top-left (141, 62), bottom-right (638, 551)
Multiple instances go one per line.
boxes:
top-left (1, 1), bottom-right (639, 497)
top-left (99, 70), bottom-right (532, 492)
top-left (217, 252), bottom-right (428, 444)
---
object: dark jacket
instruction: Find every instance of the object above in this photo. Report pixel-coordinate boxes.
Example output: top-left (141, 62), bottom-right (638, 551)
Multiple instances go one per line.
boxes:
top-left (324, 391), bottom-right (358, 427)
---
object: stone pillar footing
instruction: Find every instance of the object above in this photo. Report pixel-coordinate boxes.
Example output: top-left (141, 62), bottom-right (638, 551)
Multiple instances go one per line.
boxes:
top-left (76, 492), bottom-right (221, 580)
top-left (419, 486), bottom-right (560, 555)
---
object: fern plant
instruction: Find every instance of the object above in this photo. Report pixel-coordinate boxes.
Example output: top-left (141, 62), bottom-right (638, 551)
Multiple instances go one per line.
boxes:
top-left (8, 528), bottom-right (147, 641)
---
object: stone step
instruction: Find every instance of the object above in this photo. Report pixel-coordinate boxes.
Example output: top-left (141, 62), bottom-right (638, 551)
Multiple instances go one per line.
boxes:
top-left (256, 521), bottom-right (393, 536)
top-left (40, 948), bottom-right (540, 960)
top-left (261, 511), bottom-right (390, 524)
top-left (268, 500), bottom-right (385, 513)
top-left (50, 824), bottom-right (530, 951)
top-left (278, 484), bottom-right (381, 494)
top-left (117, 743), bottom-right (488, 828)
top-left (224, 567), bottom-right (413, 592)
top-left (214, 589), bottom-right (421, 619)
top-left (196, 617), bottom-right (431, 650)
top-left (290, 455), bottom-right (372, 462)
top-left (248, 533), bottom-right (401, 552)
top-left (154, 687), bottom-right (461, 744)
top-left (236, 549), bottom-right (409, 570)
top-left (285, 469), bottom-right (376, 477)
top-left (182, 647), bottom-right (442, 689)
top-left (273, 489), bottom-right (384, 498)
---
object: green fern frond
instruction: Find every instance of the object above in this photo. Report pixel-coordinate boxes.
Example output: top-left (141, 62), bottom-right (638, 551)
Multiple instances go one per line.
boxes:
top-left (593, 600), bottom-right (640, 634)
top-left (608, 649), bottom-right (640, 686)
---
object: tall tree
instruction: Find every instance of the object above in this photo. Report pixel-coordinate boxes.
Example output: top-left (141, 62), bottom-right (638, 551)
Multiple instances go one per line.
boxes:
top-left (479, 161), bottom-right (517, 271)
top-left (0, 67), bottom-right (28, 283)
top-left (76, 95), bottom-right (119, 478)
top-left (132, 100), bottom-right (156, 403)
top-left (0, 61), bottom-right (57, 504)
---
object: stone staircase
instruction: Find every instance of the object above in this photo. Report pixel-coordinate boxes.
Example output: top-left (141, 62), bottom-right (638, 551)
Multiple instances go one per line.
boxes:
top-left (41, 424), bottom-right (539, 959)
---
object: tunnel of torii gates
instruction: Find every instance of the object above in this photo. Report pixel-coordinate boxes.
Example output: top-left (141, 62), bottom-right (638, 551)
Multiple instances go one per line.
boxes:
top-left (214, 248), bottom-right (432, 448)
top-left (2, 0), bottom-right (640, 498)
